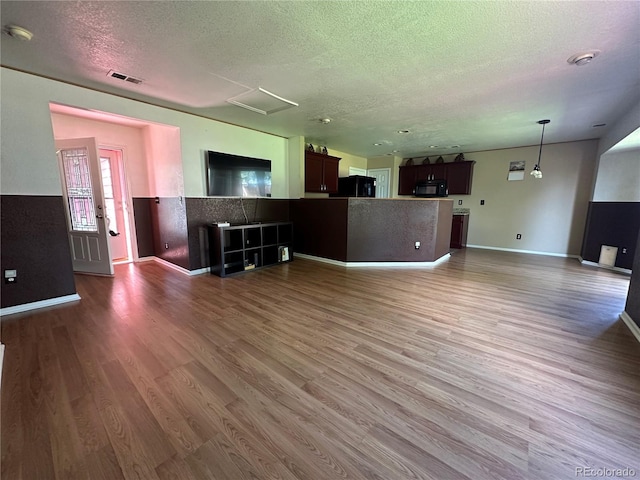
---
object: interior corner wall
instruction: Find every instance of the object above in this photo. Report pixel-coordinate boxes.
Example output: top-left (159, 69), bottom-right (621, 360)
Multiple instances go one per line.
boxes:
top-left (596, 99), bottom-right (640, 157)
top-left (446, 140), bottom-right (598, 256)
top-left (333, 149), bottom-right (368, 177)
top-left (288, 136), bottom-right (305, 199)
top-left (593, 149), bottom-right (640, 202)
top-left (625, 228), bottom-right (640, 327)
top-left (50, 112), bottom-right (152, 197)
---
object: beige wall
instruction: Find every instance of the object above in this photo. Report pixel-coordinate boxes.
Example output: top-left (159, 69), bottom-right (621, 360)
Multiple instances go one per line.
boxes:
top-left (143, 124), bottom-right (183, 197)
top-left (445, 140), bottom-right (598, 256)
top-left (593, 148), bottom-right (640, 202)
top-left (335, 148), bottom-right (367, 177)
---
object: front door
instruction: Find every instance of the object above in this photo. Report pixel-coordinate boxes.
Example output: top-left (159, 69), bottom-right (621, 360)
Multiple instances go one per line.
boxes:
top-left (56, 138), bottom-right (114, 275)
top-left (367, 168), bottom-right (391, 198)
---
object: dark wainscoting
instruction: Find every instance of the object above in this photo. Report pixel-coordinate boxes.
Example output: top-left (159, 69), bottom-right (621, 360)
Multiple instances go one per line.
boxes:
top-left (291, 199), bottom-right (349, 262)
top-left (1, 195), bottom-right (76, 308)
top-left (132, 198), bottom-right (155, 258)
top-left (150, 197), bottom-right (190, 270)
top-left (626, 229), bottom-right (640, 328)
top-left (581, 202), bottom-right (640, 270)
top-left (185, 198), bottom-right (290, 270)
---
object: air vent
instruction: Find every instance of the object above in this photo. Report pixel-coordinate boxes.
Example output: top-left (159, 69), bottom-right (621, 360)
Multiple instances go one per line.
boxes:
top-left (107, 70), bottom-right (143, 85)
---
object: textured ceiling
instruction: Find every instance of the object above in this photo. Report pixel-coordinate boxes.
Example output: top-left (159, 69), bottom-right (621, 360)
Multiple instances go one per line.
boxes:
top-left (2, 1), bottom-right (639, 158)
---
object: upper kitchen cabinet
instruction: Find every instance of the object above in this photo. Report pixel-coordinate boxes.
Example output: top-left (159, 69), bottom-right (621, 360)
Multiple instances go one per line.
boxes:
top-left (305, 151), bottom-right (341, 193)
top-left (445, 161), bottom-right (475, 195)
top-left (398, 160), bottom-right (475, 195)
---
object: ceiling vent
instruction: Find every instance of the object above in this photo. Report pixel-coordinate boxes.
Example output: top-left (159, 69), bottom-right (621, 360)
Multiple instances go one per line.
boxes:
top-left (107, 70), bottom-right (143, 85)
top-left (227, 87), bottom-right (298, 115)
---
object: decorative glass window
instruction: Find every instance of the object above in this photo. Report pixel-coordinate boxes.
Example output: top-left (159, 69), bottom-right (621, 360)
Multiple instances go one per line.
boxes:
top-left (61, 148), bottom-right (98, 232)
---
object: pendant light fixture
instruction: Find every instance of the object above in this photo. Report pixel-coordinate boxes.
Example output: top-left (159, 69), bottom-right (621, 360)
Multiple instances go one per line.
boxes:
top-left (531, 119), bottom-right (550, 179)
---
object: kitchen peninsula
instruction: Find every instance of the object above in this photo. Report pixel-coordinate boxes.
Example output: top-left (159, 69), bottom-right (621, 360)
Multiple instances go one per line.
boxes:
top-left (291, 198), bottom-right (453, 264)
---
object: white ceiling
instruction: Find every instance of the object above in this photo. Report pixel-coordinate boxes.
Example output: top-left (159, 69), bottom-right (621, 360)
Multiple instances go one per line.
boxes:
top-left (2, 1), bottom-right (639, 158)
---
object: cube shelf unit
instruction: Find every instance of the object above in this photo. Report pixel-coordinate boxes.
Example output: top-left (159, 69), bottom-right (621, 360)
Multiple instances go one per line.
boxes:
top-left (208, 222), bottom-right (293, 277)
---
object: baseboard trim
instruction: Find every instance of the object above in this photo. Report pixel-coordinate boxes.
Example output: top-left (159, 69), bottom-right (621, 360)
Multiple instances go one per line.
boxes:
top-left (0, 293), bottom-right (81, 317)
top-left (295, 253), bottom-right (451, 268)
top-left (467, 245), bottom-right (578, 258)
top-left (152, 257), bottom-right (210, 276)
top-left (579, 258), bottom-right (632, 275)
top-left (188, 267), bottom-right (210, 276)
top-left (620, 312), bottom-right (640, 344)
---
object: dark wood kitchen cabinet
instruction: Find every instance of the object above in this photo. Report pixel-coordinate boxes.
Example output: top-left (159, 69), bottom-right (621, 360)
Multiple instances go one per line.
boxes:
top-left (398, 165), bottom-right (418, 195)
top-left (398, 160), bottom-right (475, 195)
top-left (445, 161), bottom-right (475, 195)
top-left (450, 214), bottom-right (469, 249)
top-left (305, 151), bottom-right (341, 193)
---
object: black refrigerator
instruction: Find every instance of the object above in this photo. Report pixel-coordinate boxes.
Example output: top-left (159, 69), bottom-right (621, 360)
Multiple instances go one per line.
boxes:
top-left (331, 175), bottom-right (376, 197)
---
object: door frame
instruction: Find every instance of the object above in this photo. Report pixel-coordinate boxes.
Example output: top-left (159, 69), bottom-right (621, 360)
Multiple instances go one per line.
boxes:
top-left (99, 145), bottom-right (139, 264)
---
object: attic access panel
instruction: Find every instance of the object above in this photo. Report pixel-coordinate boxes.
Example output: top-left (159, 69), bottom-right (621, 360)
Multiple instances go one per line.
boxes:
top-left (227, 87), bottom-right (298, 115)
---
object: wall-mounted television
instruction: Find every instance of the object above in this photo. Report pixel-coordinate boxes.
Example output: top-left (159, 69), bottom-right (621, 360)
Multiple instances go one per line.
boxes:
top-left (206, 150), bottom-right (272, 197)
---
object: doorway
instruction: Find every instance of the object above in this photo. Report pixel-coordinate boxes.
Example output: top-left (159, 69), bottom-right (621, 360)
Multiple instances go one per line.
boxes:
top-left (99, 148), bottom-right (133, 263)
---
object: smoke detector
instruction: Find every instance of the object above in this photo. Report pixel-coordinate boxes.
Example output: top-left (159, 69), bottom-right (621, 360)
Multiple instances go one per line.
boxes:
top-left (4, 24), bottom-right (33, 41)
top-left (567, 51), bottom-right (600, 66)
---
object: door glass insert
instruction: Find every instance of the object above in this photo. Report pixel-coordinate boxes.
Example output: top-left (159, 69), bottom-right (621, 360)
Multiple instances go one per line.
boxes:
top-left (61, 148), bottom-right (98, 232)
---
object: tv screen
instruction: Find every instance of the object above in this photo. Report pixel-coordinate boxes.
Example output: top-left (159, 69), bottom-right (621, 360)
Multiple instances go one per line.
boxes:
top-left (206, 151), bottom-right (272, 197)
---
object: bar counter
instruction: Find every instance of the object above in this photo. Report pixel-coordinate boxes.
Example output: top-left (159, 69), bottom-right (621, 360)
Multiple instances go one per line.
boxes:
top-left (290, 198), bottom-right (453, 264)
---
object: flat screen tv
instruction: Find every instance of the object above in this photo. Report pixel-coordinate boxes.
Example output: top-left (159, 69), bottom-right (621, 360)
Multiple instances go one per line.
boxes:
top-left (206, 150), bottom-right (272, 197)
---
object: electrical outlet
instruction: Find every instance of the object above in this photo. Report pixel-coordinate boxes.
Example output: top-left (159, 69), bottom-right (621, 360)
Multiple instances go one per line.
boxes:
top-left (480, 200), bottom-right (485, 205)
top-left (4, 269), bottom-right (17, 284)
top-left (516, 234), bottom-right (522, 239)
top-left (622, 248), bottom-right (627, 254)
top-left (458, 200), bottom-right (463, 205)
top-left (164, 243), bottom-right (169, 249)
top-left (414, 241), bottom-right (421, 249)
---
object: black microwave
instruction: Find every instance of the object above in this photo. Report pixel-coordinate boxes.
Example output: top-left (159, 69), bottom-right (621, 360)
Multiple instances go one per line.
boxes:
top-left (415, 179), bottom-right (448, 197)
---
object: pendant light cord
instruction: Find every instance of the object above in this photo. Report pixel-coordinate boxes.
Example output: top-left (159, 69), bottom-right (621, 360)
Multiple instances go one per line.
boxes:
top-left (536, 119), bottom-right (550, 168)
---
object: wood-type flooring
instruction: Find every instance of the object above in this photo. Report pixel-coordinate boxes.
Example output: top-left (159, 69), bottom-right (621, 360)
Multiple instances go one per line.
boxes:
top-left (2, 249), bottom-right (639, 479)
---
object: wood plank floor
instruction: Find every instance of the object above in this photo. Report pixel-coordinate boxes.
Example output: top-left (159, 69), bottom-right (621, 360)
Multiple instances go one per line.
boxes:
top-left (2, 249), bottom-right (639, 480)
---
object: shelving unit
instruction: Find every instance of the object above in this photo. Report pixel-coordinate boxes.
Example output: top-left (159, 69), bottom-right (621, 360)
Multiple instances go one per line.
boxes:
top-left (208, 222), bottom-right (293, 277)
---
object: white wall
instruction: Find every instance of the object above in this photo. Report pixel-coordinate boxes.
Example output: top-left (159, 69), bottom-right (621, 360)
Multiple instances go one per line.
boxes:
top-left (447, 140), bottom-right (597, 256)
top-left (0, 68), bottom-right (291, 198)
top-left (50, 113), bottom-right (152, 197)
top-left (593, 149), bottom-right (640, 202)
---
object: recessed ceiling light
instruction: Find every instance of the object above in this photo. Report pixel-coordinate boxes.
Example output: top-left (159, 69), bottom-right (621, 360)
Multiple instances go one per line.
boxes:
top-left (4, 24), bottom-right (33, 41)
top-left (592, 123), bottom-right (606, 128)
top-left (450, 145), bottom-right (460, 149)
top-left (319, 118), bottom-right (331, 124)
top-left (373, 143), bottom-right (382, 146)
top-left (392, 150), bottom-right (399, 153)
top-left (567, 51), bottom-right (600, 66)
top-left (429, 145), bottom-right (439, 148)
top-left (397, 129), bottom-right (410, 134)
